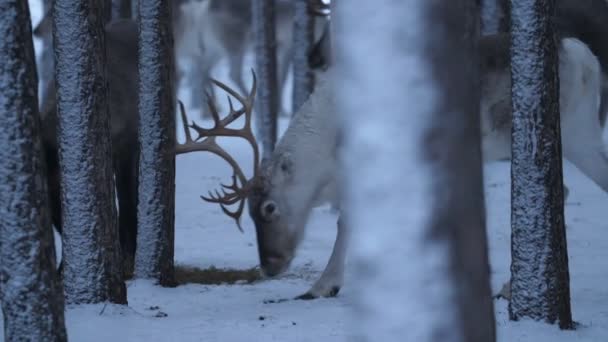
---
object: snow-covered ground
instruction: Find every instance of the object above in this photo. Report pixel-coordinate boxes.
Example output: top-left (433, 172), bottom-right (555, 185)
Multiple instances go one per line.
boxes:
top-left (2, 1), bottom-right (607, 341)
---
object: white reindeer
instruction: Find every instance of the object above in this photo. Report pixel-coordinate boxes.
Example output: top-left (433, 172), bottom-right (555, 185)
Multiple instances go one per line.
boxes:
top-left (177, 1), bottom-right (608, 299)
top-left (174, 0), bottom-right (328, 117)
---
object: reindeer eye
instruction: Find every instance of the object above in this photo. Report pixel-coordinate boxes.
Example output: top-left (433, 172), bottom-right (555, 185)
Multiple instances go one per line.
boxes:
top-left (280, 162), bottom-right (289, 172)
top-left (260, 200), bottom-right (279, 220)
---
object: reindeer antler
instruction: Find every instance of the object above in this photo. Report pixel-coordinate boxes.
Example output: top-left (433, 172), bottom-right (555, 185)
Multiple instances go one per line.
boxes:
top-left (309, 0), bottom-right (330, 16)
top-left (176, 70), bottom-right (258, 232)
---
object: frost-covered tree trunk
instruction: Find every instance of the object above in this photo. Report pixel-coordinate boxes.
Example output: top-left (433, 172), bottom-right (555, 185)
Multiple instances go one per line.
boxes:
top-left (53, 0), bottom-right (126, 304)
top-left (112, 0), bottom-right (132, 19)
top-left (292, 0), bottom-right (315, 113)
top-left (0, 2), bottom-right (67, 340)
top-left (509, 0), bottom-right (573, 329)
top-left (252, 0), bottom-right (279, 159)
top-left (335, 0), bottom-right (496, 341)
top-left (481, 0), bottom-right (510, 35)
top-left (135, 0), bottom-right (176, 286)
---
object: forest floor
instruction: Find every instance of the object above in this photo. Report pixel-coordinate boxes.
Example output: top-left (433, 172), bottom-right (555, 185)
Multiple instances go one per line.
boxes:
top-left (1, 2), bottom-right (607, 341)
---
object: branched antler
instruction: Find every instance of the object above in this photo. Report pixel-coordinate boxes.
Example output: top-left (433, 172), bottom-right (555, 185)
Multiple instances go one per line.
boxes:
top-left (309, 0), bottom-right (330, 16)
top-left (176, 70), bottom-right (258, 232)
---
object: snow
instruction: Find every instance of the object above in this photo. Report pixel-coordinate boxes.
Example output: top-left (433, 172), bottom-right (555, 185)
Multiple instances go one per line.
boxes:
top-left (2, 0), bottom-right (607, 341)
top-left (5, 126), bottom-right (608, 341)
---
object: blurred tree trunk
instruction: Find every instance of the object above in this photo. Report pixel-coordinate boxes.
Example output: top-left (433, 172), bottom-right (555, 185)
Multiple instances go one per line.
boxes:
top-left (481, 0), bottom-right (510, 35)
top-left (112, 0), bottom-right (132, 19)
top-left (509, 0), bottom-right (573, 329)
top-left (252, 0), bottom-right (279, 159)
top-left (53, 0), bottom-right (126, 304)
top-left (292, 0), bottom-right (315, 113)
top-left (135, 0), bottom-right (176, 286)
top-left (335, 0), bottom-right (496, 341)
top-left (38, 0), bottom-right (54, 102)
top-left (132, 0), bottom-right (139, 20)
top-left (0, 2), bottom-right (67, 340)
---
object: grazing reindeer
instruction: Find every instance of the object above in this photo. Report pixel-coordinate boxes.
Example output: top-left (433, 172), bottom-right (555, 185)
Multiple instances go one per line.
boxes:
top-left (179, 0), bottom-right (608, 299)
top-left (36, 18), bottom-right (140, 274)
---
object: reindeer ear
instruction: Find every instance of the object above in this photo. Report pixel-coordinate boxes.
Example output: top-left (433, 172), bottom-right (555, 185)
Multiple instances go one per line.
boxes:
top-left (33, 9), bottom-right (53, 38)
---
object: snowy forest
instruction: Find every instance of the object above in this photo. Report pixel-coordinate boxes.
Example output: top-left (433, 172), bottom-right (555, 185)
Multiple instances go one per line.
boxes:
top-left (1, 0), bottom-right (608, 340)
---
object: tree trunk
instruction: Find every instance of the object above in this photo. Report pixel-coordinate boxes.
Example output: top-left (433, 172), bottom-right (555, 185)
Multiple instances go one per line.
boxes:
top-left (252, 0), bottom-right (279, 159)
top-left (38, 0), bottom-right (54, 102)
top-left (481, 0), bottom-right (510, 35)
top-left (509, 0), bottom-right (573, 329)
top-left (53, 0), bottom-right (126, 304)
top-left (131, 0), bottom-right (139, 20)
top-left (0, 2), bottom-right (67, 341)
top-left (335, 0), bottom-right (496, 341)
top-left (135, 0), bottom-right (176, 286)
top-left (112, 0), bottom-right (132, 19)
top-left (292, 0), bottom-right (315, 113)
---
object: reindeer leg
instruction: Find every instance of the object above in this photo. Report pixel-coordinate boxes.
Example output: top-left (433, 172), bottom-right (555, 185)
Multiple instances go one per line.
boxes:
top-left (296, 214), bottom-right (348, 300)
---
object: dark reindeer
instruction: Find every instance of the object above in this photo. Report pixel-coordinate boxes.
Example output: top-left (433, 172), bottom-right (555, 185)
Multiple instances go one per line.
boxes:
top-left (36, 17), bottom-right (140, 273)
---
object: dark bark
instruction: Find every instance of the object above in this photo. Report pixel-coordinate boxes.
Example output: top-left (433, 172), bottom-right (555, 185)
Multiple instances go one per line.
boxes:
top-left (481, 0), bottom-right (510, 35)
top-left (252, 0), bottom-right (279, 159)
top-left (425, 1), bottom-right (497, 340)
top-left (292, 0), bottom-right (315, 113)
top-left (112, 0), bottom-right (132, 19)
top-left (53, 0), bottom-right (126, 304)
top-left (0, 1), bottom-right (67, 340)
top-left (135, 0), bottom-right (176, 286)
top-left (509, 0), bottom-right (573, 329)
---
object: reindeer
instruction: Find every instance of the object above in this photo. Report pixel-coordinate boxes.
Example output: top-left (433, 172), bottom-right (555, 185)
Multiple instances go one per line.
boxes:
top-left (36, 18), bottom-right (140, 274)
top-left (177, 0), bottom-right (608, 300)
top-left (173, 0), bottom-right (329, 117)
top-left (174, 0), bottom-right (292, 116)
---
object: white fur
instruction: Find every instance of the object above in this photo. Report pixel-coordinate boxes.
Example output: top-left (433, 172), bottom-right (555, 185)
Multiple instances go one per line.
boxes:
top-left (266, 37), bottom-right (608, 298)
top-left (481, 37), bottom-right (608, 192)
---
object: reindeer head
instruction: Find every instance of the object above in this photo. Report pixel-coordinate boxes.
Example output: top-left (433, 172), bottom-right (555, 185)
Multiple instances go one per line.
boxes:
top-left (177, 69), bottom-right (335, 278)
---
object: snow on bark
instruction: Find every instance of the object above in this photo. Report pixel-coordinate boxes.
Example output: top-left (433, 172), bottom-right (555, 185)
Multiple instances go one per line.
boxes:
top-left (292, 0), bottom-right (315, 113)
top-left (335, 0), bottom-right (495, 341)
top-left (509, 0), bottom-right (573, 329)
top-left (252, 0), bottom-right (279, 159)
top-left (53, 0), bottom-right (126, 304)
top-left (0, 1), bottom-right (67, 340)
top-left (135, 0), bottom-right (176, 286)
top-left (481, 0), bottom-right (510, 35)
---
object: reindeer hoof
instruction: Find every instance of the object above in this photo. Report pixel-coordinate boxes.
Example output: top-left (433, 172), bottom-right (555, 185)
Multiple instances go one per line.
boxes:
top-left (295, 286), bottom-right (341, 300)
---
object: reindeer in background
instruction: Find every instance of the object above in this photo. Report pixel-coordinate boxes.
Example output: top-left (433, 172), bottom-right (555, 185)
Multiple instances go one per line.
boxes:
top-left (177, 0), bottom-right (608, 300)
top-left (173, 0), bottom-right (330, 117)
